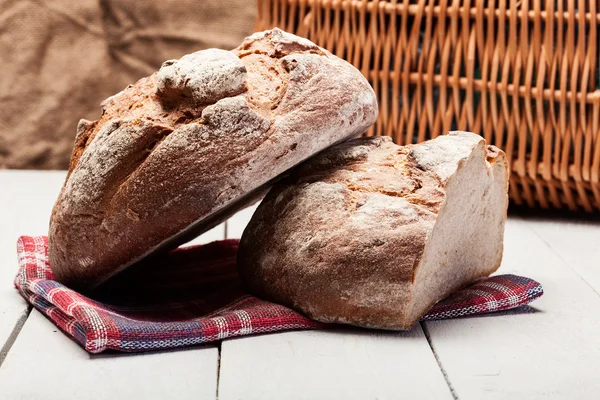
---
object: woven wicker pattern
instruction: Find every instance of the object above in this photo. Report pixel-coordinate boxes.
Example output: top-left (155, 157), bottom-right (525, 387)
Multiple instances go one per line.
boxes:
top-left (256, 0), bottom-right (600, 211)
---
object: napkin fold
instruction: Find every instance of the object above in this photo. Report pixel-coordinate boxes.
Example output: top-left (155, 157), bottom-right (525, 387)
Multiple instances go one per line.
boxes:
top-left (15, 236), bottom-right (543, 353)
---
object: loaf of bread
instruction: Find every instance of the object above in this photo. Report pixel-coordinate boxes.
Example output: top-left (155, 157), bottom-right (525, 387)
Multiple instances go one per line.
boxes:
top-left (238, 132), bottom-right (509, 330)
top-left (49, 28), bottom-right (378, 290)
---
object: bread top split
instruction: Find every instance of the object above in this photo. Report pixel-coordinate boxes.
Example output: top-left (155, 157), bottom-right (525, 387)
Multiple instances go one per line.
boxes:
top-left (49, 28), bottom-right (378, 290)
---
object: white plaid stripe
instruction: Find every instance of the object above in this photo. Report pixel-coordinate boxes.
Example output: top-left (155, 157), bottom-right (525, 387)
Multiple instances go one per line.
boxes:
top-left (82, 307), bottom-right (109, 352)
top-left (213, 316), bottom-right (229, 340)
top-left (66, 319), bottom-right (77, 335)
top-left (34, 236), bottom-right (49, 278)
top-left (478, 281), bottom-right (521, 307)
top-left (460, 288), bottom-right (500, 311)
top-left (46, 287), bottom-right (61, 302)
top-left (236, 310), bottom-right (253, 335)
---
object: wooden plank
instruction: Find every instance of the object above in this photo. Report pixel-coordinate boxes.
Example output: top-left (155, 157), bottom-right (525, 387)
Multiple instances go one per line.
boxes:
top-left (225, 202), bottom-right (260, 239)
top-left (0, 310), bottom-right (218, 400)
top-left (218, 328), bottom-right (452, 400)
top-left (523, 216), bottom-right (600, 296)
top-left (423, 218), bottom-right (600, 399)
top-left (0, 171), bottom-right (224, 351)
top-left (0, 171), bottom-right (66, 352)
top-left (0, 171), bottom-right (221, 398)
top-left (185, 223), bottom-right (226, 246)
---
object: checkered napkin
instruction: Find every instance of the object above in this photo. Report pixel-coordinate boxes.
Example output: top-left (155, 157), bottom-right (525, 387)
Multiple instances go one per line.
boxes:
top-left (14, 235), bottom-right (543, 353)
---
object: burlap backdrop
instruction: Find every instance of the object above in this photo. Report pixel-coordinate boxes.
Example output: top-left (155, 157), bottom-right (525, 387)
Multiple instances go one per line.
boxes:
top-left (0, 0), bottom-right (256, 169)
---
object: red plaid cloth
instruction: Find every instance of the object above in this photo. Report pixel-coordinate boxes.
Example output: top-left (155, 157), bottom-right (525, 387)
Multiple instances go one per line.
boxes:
top-left (14, 236), bottom-right (543, 353)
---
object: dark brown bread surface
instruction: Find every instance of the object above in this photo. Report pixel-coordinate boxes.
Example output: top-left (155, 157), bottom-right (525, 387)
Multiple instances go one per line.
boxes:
top-left (238, 132), bottom-right (509, 330)
top-left (49, 28), bottom-right (378, 290)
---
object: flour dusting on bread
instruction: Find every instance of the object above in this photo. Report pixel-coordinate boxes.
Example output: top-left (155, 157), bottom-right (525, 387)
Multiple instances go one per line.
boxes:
top-left (238, 132), bottom-right (509, 330)
top-left (49, 28), bottom-right (378, 290)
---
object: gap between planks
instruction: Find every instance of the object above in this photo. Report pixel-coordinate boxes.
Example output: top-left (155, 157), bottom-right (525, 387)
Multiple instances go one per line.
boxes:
top-left (0, 306), bottom-right (31, 368)
top-left (215, 342), bottom-right (222, 400)
top-left (216, 202), bottom-right (453, 400)
top-left (422, 218), bottom-right (600, 399)
top-left (421, 321), bottom-right (459, 400)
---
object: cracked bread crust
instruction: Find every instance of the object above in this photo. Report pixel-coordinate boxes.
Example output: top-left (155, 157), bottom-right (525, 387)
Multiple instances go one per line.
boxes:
top-left (49, 28), bottom-right (378, 290)
top-left (237, 133), bottom-right (509, 330)
top-left (238, 136), bottom-right (442, 329)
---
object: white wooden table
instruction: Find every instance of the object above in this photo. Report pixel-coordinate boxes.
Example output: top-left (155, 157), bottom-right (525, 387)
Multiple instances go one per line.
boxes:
top-left (1, 170), bottom-right (599, 400)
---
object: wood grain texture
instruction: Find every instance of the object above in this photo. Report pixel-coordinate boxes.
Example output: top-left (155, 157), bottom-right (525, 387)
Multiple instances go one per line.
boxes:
top-left (0, 171), bottom-right (66, 350)
top-left (0, 310), bottom-right (219, 400)
top-left (423, 218), bottom-right (600, 399)
top-left (218, 328), bottom-right (452, 400)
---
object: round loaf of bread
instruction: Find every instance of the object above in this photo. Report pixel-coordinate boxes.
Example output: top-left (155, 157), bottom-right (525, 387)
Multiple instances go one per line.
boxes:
top-left (49, 28), bottom-right (378, 290)
top-left (238, 132), bottom-right (509, 330)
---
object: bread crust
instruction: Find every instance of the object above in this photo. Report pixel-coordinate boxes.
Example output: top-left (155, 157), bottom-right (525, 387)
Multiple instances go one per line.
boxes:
top-left (49, 29), bottom-right (378, 290)
top-left (238, 132), bottom-right (509, 329)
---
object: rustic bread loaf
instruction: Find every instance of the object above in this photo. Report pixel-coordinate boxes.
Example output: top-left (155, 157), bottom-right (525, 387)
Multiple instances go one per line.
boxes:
top-left (49, 28), bottom-right (378, 290)
top-left (238, 132), bottom-right (509, 330)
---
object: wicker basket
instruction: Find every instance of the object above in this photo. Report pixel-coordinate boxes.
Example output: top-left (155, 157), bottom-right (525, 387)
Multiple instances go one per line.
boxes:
top-left (256, 0), bottom-right (600, 212)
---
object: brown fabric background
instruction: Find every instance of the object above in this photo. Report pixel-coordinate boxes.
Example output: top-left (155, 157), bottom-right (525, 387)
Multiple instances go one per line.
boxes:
top-left (0, 0), bottom-right (256, 169)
